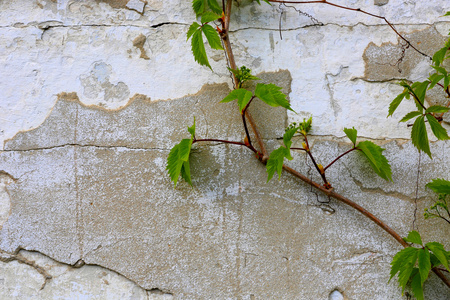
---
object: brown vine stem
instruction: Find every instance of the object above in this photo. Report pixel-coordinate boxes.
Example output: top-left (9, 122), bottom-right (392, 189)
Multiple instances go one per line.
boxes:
top-left (220, 0), bottom-right (450, 288)
top-left (268, 0), bottom-right (431, 59)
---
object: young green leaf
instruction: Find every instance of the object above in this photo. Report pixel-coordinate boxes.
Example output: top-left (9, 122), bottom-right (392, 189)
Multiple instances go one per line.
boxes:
top-left (192, 0), bottom-right (206, 17)
top-left (388, 91), bottom-right (408, 117)
top-left (412, 81), bottom-right (430, 111)
top-left (432, 42), bottom-right (450, 67)
top-left (343, 127), bottom-right (357, 146)
top-left (426, 105), bottom-right (450, 114)
top-left (202, 24), bottom-right (223, 50)
top-left (428, 73), bottom-right (444, 89)
top-left (255, 83), bottom-right (294, 112)
top-left (426, 178), bottom-right (450, 194)
top-left (187, 22), bottom-right (201, 40)
top-left (417, 248), bottom-right (431, 287)
top-left (399, 111), bottom-right (422, 123)
top-left (403, 230), bottom-right (423, 246)
top-left (356, 141), bottom-right (392, 181)
top-left (220, 89), bottom-right (253, 113)
top-left (411, 269), bottom-right (424, 300)
top-left (426, 242), bottom-right (450, 271)
top-left (283, 126), bottom-right (299, 149)
top-left (426, 114), bottom-right (450, 140)
top-left (201, 11), bottom-right (222, 23)
top-left (390, 247), bottom-right (418, 283)
top-left (444, 11), bottom-right (450, 16)
top-left (207, 0), bottom-right (222, 14)
top-left (191, 29), bottom-right (211, 69)
top-left (188, 118), bottom-right (196, 137)
top-left (266, 147), bottom-right (291, 181)
top-left (411, 116), bottom-right (431, 158)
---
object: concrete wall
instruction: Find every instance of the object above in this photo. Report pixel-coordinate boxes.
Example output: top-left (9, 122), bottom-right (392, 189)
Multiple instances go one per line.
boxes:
top-left (0, 0), bottom-right (449, 299)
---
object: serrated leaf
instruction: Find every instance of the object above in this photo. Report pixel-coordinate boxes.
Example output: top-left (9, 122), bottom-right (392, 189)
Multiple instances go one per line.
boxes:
top-left (411, 269), bottom-right (424, 300)
top-left (283, 126), bottom-right (298, 149)
top-left (356, 141), bottom-right (392, 181)
top-left (388, 91), bottom-right (408, 117)
top-left (180, 160), bottom-right (192, 186)
top-left (413, 81), bottom-right (430, 110)
top-left (426, 242), bottom-right (450, 271)
top-left (188, 118), bottom-right (196, 137)
top-left (343, 127), bottom-right (357, 146)
top-left (266, 147), bottom-right (292, 181)
top-left (398, 250), bottom-right (419, 294)
top-left (404, 230), bottom-right (423, 245)
top-left (220, 89), bottom-right (253, 113)
top-left (426, 105), bottom-right (450, 114)
top-left (426, 178), bottom-right (450, 194)
top-left (187, 22), bottom-right (200, 40)
top-left (191, 29), bottom-right (211, 69)
top-left (237, 90), bottom-right (253, 113)
top-left (390, 247), bottom-right (418, 282)
top-left (255, 83), bottom-right (294, 112)
top-left (418, 248), bottom-right (431, 287)
top-left (428, 73), bottom-right (444, 89)
top-left (207, 0), bottom-right (222, 14)
top-left (202, 24), bottom-right (223, 50)
top-left (192, 0), bottom-right (206, 17)
top-left (411, 116), bottom-right (431, 158)
top-left (201, 11), bottom-right (222, 23)
top-left (399, 111), bottom-right (422, 122)
top-left (433, 46), bottom-right (449, 67)
top-left (426, 114), bottom-right (450, 140)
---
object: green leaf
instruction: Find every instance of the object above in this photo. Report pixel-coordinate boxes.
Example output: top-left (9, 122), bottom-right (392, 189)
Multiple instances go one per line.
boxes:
top-left (411, 269), bottom-right (424, 300)
top-left (207, 0), bottom-right (222, 14)
top-left (356, 141), bottom-right (392, 181)
top-left (426, 242), bottom-right (450, 271)
top-left (220, 89), bottom-right (254, 113)
top-left (417, 248), bottom-right (431, 287)
top-left (201, 11), bottom-right (222, 23)
top-left (412, 81), bottom-right (430, 110)
top-left (188, 118), bottom-right (196, 137)
top-left (445, 75), bottom-right (450, 89)
top-left (431, 65), bottom-right (448, 75)
top-left (266, 147), bottom-right (292, 181)
top-left (343, 127), bottom-right (357, 146)
top-left (191, 29), bottom-right (211, 69)
top-left (388, 91), bottom-right (408, 117)
top-left (426, 178), bottom-right (450, 194)
top-left (181, 160), bottom-right (192, 186)
top-left (403, 230), bottom-right (423, 246)
top-left (399, 111), bottom-right (422, 122)
top-left (426, 105), bottom-right (450, 114)
top-left (426, 114), bottom-right (450, 140)
top-left (255, 0), bottom-right (271, 4)
top-left (192, 0), bottom-right (206, 17)
top-left (433, 46), bottom-right (449, 67)
top-left (202, 24), bottom-right (223, 50)
top-left (187, 22), bottom-right (200, 40)
top-left (428, 73), bottom-right (444, 89)
top-left (255, 83), bottom-right (294, 112)
top-left (283, 126), bottom-right (299, 149)
top-left (390, 247), bottom-right (418, 283)
top-left (444, 11), bottom-right (450, 16)
top-left (411, 116), bottom-right (431, 158)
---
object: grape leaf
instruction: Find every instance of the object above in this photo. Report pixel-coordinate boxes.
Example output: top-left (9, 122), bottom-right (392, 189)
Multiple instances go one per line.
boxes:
top-left (403, 230), bottom-right (423, 246)
top-left (411, 116), bottom-right (431, 158)
top-left (390, 247), bottom-right (418, 282)
top-left (411, 268), bottom-right (424, 300)
top-left (255, 83), bottom-right (294, 112)
top-left (356, 141), bottom-right (392, 181)
top-left (187, 22), bottom-right (200, 40)
top-left (191, 29), bottom-right (211, 69)
top-left (425, 105), bottom-right (450, 114)
top-left (220, 89), bottom-right (253, 113)
top-left (426, 242), bottom-right (450, 271)
top-left (192, 0), bottom-right (206, 17)
top-left (202, 24), bottom-right (223, 50)
top-left (207, 0), bottom-right (222, 14)
top-left (343, 127), bottom-right (357, 146)
top-left (283, 126), bottom-right (299, 149)
top-left (426, 178), bottom-right (450, 194)
top-left (412, 81), bottom-right (429, 111)
top-left (426, 114), bottom-right (450, 140)
top-left (399, 111), bottom-right (422, 123)
top-left (201, 11), bottom-right (222, 23)
top-left (417, 248), bottom-right (431, 287)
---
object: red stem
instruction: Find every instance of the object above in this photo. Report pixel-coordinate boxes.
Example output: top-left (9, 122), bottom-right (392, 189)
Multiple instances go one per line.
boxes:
top-left (324, 147), bottom-right (357, 171)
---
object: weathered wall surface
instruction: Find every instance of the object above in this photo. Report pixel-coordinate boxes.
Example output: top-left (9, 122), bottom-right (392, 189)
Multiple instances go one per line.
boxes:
top-left (0, 0), bottom-right (449, 299)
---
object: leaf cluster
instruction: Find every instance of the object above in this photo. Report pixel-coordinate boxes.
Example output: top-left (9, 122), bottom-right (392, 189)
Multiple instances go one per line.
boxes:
top-left (390, 231), bottom-right (450, 300)
top-left (424, 178), bottom-right (450, 223)
top-left (228, 66), bottom-right (261, 88)
top-left (188, 0), bottom-right (224, 69)
top-left (266, 125), bottom-right (298, 181)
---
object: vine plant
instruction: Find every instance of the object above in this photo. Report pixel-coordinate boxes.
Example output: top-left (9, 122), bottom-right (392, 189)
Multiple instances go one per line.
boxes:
top-left (167, 1), bottom-right (450, 298)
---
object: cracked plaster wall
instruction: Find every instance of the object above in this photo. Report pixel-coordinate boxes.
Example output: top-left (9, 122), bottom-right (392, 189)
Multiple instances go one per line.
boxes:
top-left (0, 0), bottom-right (449, 299)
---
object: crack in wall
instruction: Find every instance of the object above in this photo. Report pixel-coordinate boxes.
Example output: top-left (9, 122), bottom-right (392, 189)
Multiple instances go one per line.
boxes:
top-left (1, 144), bottom-right (170, 152)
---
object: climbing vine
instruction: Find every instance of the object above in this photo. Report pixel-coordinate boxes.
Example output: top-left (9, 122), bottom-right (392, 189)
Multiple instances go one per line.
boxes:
top-left (167, 1), bottom-right (450, 298)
